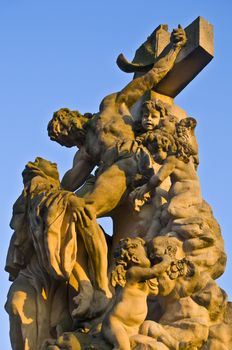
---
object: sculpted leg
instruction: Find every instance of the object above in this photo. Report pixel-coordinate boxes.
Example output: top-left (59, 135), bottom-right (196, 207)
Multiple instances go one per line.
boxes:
top-left (140, 321), bottom-right (179, 350)
top-left (130, 335), bottom-right (169, 350)
top-left (102, 318), bottom-right (131, 350)
top-left (71, 261), bottom-right (94, 319)
top-left (86, 158), bottom-right (138, 217)
top-left (168, 193), bottom-right (201, 218)
top-left (72, 221), bottom-right (112, 322)
top-left (77, 220), bottom-right (112, 299)
top-left (168, 182), bottom-right (202, 219)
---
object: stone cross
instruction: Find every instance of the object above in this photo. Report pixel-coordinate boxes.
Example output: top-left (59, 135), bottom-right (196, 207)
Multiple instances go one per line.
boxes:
top-left (117, 16), bottom-right (214, 98)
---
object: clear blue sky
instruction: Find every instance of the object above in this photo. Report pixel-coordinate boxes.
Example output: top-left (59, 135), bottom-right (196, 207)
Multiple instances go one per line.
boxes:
top-left (1, 1), bottom-right (232, 348)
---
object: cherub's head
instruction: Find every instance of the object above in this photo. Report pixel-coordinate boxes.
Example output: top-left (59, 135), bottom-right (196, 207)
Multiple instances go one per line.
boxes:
top-left (147, 236), bottom-right (184, 264)
top-left (147, 236), bottom-right (194, 296)
top-left (146, 129), bottom-right (176, 163)
top-left (141, 99), bottom-right (169, 131)
top-left (47, 108), bottom-right (92, 148)
top-left (148, 116), bottom-right (198, 165)
top-left (175, 117), bottom-right (198, 165)
top-left (114, 237), bottom-right (150, 269)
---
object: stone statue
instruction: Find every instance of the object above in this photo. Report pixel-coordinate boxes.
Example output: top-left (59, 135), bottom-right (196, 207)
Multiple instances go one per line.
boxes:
top-left (46, 25), bottom-right (186, 316)
top-left (102, 237), bottom-right (171, 350)
top-left (5, 18), bottom-right (232, 350)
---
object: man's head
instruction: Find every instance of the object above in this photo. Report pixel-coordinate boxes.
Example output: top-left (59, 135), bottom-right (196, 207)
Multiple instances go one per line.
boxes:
top-left (47, 108), bottom-right (91, 148)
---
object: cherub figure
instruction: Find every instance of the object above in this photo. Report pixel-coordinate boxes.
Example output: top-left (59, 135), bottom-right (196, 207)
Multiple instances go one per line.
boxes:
top-left (131, 117), bottom-right (201, 221)
top-left (132, 99), bottom-right (178, 214)
top-left (135, 99), bottom-right (178, 139)
top-left (131, 236), bottom-right (211, 350)
top-left (101, 237), bottom-right (171, 350)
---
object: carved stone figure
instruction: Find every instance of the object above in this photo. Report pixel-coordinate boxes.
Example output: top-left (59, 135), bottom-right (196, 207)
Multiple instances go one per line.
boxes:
top-left (46, 26), bottom-right (186, 316)
top-left (5, 18), bottom-right (232, 350)
top-left (102, 237), bottom-right (170, 350)
top-left (5, 158), bottom-right (76, 349)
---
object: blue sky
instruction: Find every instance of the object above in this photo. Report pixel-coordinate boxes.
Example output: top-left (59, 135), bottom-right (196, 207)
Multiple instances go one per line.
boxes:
top-left (1, 1), bottom-right (232, 347)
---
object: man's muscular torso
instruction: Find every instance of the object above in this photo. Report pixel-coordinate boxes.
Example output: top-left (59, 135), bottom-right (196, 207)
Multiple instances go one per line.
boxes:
top-left (85, 93), bottom-right (135, 164)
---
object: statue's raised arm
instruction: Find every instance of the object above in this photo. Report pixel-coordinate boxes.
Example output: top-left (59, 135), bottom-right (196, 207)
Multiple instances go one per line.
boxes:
top-left (115, 25), bottom-right (187, 109)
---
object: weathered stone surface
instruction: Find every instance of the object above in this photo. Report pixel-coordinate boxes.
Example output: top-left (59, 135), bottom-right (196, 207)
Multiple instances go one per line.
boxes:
top-left (5, 19), bottom-right (231, 350)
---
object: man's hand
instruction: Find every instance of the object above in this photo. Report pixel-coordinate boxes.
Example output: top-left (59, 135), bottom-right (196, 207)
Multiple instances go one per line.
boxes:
top-left (68, 195), bottom-right (95, 228)
top-left (171, 25), bottom-right (187, 48)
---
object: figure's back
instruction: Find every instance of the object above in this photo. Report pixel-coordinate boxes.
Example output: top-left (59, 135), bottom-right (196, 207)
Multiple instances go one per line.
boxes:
top-left (94, 93), bottom-right (135, 152)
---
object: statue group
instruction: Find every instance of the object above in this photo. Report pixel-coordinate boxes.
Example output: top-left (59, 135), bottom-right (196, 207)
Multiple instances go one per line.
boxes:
top-left (5, 18), bottom-right (232, 350)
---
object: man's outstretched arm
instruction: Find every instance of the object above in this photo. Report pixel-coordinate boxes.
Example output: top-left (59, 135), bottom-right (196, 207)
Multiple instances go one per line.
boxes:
top-left (116, 26), bottom-right (186, 108)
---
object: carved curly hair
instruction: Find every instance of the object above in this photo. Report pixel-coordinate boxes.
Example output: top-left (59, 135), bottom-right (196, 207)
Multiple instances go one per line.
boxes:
top-left (134, 99), bottom-right (171, 135)
top-left (138, 116), bottom-right (198, 165)
top-left (114, 237), bottom-right (146, 266)
top-left (111, 237), bottom-right (146, 287)
top-left (174, 117), bottom-right (198, 164)
top-left (47, 108), bottom-right (92, 147)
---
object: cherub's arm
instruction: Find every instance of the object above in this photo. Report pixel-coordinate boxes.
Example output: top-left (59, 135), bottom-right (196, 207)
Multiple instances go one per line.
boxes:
top-left (61, 147), bottom-right (96, 191)
top-left (130, 156), bottom-right (176, 201)
top-left (127, 255), bottom-right (171, 282)
top-left (116, 26), bottom-right (186, 109)
top-left (148, 155), bottom-right (176, 190)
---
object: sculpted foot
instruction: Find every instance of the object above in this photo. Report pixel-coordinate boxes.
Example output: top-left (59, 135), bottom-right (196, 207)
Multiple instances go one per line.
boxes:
top-left (88, 289), bottom-right (111, 318)
top-left (72, 287), bottom-right (94, 319)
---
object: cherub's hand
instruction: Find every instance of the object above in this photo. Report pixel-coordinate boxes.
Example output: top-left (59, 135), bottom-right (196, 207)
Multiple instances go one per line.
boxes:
top-left (130, 184), bottom-right (149, 201)
top-left (149, 252), bottom-right (172, 271)
top-left (171, 25), bottom-right (187, 48)
top-left (162, 254), bottom-right (172, 267)
top-left (68, 195), bottom-right (95, 228)
top-left (129, 184), bottom-right (151, 211)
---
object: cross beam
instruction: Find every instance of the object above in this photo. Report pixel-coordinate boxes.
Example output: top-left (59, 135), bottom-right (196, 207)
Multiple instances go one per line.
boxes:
top-left (117, 17), bottom-right (214, 98)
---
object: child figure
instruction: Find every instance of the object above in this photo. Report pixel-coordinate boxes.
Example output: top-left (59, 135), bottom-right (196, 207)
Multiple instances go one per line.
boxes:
top-left (132, 99), bottom-right (177, 232)
top-left (131, 117), bottom-right (201, 224)
top-left (101, 237), bottom-right (171, 350)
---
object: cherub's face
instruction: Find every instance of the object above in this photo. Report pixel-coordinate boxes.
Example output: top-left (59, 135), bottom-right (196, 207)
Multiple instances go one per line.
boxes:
top-left (142, 107), bottom-right (161, 131)
top-left (148, 242), bottom-right (176, 296)
top-left (148, 236), bottom-right (185, 296)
